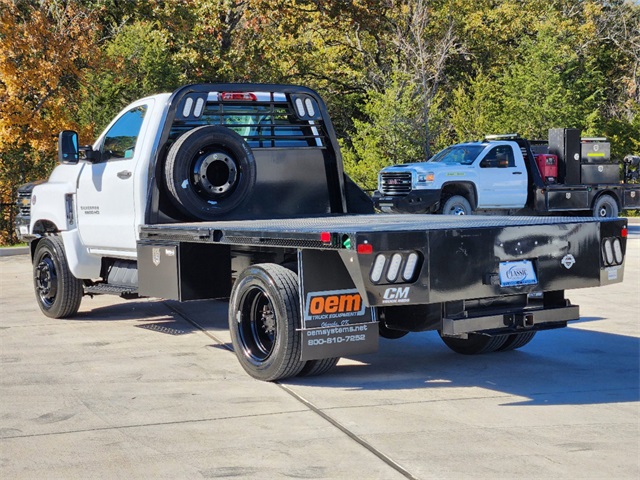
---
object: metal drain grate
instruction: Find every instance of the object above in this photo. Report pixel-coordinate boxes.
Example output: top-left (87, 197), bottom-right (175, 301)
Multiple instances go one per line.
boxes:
top-left (137, 323), bottom-right (188, 335)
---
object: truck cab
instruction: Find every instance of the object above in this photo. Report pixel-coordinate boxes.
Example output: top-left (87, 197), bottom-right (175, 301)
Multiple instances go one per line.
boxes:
top-left (374, 137), bottom-right (529, 214)
top-left (25, 94), bottom-right (169, 278)
top-left (23, 85), bottom-right (372, 282)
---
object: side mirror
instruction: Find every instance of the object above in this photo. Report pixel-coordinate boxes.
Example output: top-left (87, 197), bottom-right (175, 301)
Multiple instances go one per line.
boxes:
top-left (58, 130), bottom-right (79, 164)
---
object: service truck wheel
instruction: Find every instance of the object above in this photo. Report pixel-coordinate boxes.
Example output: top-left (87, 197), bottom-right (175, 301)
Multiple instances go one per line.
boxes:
top-left (165, 125), bottom-right (256, 220)
top-left (441, 195), bottom-right (473, 215)
top-left (496, 331), bottom-right (536, 352)
top-left (298, 357), bottom-right (340, 377)
top-left (592, 195), bottom-right (619, 218)
top-left (33, 236), bottom-right (83, 319)
top-left (439, 332), bottom-right (507, 355)
top-left (229, 264), bottom-right (305, 381)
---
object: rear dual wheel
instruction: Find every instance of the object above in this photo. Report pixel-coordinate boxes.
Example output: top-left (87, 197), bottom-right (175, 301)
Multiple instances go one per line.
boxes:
top-left (439, 331), bottom-right (536, 354)
top-left (228, 264), bottom-right (339, 381)
top-left (592, 195), bottom-right (619, 218)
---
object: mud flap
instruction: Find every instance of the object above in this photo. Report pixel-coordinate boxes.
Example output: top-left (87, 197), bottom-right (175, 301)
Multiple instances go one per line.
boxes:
top-left (298, 250), bottom-right (378, 361)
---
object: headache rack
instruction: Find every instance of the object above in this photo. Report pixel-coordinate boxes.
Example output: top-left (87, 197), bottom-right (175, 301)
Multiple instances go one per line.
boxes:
top-left (169, 90), bottom-right (327, 148)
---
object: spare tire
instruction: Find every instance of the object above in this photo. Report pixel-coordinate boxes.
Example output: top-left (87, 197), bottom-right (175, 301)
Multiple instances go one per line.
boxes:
top-left (165, 125), bottom-right (256, 220)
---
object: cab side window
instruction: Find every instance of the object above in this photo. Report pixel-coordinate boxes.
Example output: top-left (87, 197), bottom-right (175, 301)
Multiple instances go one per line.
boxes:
top-left (480, 145), bottom-right (515, 168)
top-left (102, 106), bottom-right (147, 160)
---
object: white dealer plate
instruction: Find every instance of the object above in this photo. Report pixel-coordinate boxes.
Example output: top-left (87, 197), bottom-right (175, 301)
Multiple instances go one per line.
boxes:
top-left (499, 260), bottom-right (538, 287)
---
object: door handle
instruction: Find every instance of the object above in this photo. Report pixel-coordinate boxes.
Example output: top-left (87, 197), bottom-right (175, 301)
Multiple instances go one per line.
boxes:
top-left (117, 170), bottom-right (132, 179)
top-left (512, 171), bottom-right (523, 175)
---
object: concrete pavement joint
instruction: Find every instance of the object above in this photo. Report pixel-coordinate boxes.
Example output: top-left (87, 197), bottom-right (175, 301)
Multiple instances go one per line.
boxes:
top-left (0, 408), bottom-right (310, 441)
top-left (279, 384), bottom-right (420, 480)
top-left (168, 299), bottom-right (420, 480)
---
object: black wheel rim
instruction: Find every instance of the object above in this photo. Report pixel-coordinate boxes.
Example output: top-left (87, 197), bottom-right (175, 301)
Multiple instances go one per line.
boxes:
top-left (35, 253), bottom-right (57, 307)
top-left (191, 149), bottom-right (240, 201)
top-left (238, 286), bottom-right (277, 362)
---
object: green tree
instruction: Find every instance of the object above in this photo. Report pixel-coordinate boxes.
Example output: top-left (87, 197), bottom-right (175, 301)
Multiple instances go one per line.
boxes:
top-left (77, 20), bottom-right (182, 136)
top-left (342, 70), bottom-right (428, 190)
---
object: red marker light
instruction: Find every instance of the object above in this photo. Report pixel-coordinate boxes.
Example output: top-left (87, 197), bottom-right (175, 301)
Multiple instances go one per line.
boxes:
top-left (621, 227), bottom-right (628, 238)
top-left (220, 92), bottom-right (257, 101)
top-left (357, 243), bottom-right (373, 254)
top-left (320, 232), bottom-right (331, 243)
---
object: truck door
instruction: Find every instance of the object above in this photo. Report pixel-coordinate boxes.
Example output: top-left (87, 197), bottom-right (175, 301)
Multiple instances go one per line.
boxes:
top-left (75, 102), bottom-right (150, 253)
top-left (475, 144), bottom-right (527, 208)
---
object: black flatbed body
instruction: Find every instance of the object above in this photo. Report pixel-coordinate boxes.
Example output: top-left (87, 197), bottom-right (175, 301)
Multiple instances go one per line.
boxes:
top-left (139, 213), bottom-right (617, 249)
top-left (139, 213), bottom-right (627, 307)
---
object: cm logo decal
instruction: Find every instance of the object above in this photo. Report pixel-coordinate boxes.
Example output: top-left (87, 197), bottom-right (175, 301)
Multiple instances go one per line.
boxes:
top-left (382, 287), bottom-right (410, 304)
top-left (304, 289), bottom-right (365, 321)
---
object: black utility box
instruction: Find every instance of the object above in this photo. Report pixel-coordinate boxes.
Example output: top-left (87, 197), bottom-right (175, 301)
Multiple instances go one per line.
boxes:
top-left (624, 189), bottom-right (640, 208)
top-left (549, 128), bottom-right (581, 185)
top-left (137, 242), bottom-right (231, 301)
top-left (580, 164), bottom-right (620, 185)
top-left (581, 138), bottom-right (611, 163)
top-left (547, 189), bottom-right (589, 210)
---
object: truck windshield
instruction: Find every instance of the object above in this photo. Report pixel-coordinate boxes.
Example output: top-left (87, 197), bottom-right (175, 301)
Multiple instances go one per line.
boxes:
top-left (428, 145), bottom-right (484, 165)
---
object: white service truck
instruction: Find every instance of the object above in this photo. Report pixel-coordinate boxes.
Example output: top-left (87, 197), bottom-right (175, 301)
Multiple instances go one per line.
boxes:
top-left (373, 131), bottom-right (640, 217)
top-left (16, 84), bottom-right (629, 381)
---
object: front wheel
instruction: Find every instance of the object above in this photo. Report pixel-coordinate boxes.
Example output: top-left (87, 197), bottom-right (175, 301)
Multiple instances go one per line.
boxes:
top-left (441, 195), bottom-right (473, 215)
top-left (228, 264), bottom-right (305, 381)
top-left (32, 236), bottom-right (83, 318)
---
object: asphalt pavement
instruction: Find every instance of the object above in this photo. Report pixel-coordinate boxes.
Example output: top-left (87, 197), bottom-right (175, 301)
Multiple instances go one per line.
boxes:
top-left (0, 236), bottom-right (638, 479)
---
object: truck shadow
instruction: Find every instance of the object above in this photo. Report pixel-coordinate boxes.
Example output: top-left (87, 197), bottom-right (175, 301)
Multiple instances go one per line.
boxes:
top-left (65, 298), bottom-right (639, 406)
top-left (294, 327), bottom-right (640, 406)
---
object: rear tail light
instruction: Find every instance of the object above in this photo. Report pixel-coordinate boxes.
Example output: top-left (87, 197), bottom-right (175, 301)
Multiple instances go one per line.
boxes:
top-left (602, 236), bottom-right (624, 266)
top-left (369, 251), bottom-right (421, 284)
top-left (386, 254), bottom-right (403, 281)
top-left (220, 92), bottom-right (257, 101)
top-left (612, 238), bottom-right (623, 264)
top-left (370, 255), bottom-right (386, 283)
top-left (357, 243), bottom-right (373, 254)
top-left (403, 253), bottom-right (419, 281)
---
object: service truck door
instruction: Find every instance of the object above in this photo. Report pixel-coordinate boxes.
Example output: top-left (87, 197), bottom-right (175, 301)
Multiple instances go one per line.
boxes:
top-left (76, 103), bottom-right (149, 253)
top-left (475, 144), bottom-right (527, 208)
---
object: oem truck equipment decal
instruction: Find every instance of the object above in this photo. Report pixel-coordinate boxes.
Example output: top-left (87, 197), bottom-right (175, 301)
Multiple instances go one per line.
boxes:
top-left (304, 289), bottom-right (365, 322)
